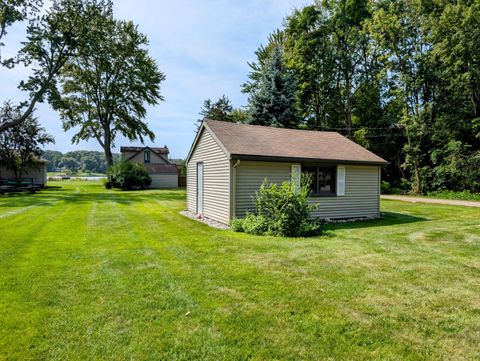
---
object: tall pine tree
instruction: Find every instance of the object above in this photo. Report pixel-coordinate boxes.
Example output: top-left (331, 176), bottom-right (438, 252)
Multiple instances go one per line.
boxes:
top-left (247, 47), bottom-right (299, 128)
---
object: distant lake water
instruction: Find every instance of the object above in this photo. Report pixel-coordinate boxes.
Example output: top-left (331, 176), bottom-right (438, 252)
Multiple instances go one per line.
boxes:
top-left (74, 176), bottom-right (107, 180)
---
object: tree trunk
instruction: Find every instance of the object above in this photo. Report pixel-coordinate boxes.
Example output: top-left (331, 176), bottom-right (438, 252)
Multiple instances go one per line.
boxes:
top-left (105, 147), bottom-right (113, 170)
top-left (103, 128), bottom-right (114, 170)
top-left (404, 116), bottom-right (422, 195)
top-left (345, 78), bottom-right (353, 138)
top-left (13, 166), bottom-right (20, 186)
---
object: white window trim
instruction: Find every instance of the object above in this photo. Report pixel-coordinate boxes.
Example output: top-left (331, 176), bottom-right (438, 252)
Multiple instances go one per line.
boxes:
top-left (337, 165), bottom-right (345, 196)
top-left (291, 164), bottom-right (301, 192)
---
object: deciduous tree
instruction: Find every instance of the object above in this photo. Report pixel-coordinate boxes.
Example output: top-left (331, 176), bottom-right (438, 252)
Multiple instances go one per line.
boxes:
top-left (54, 6), bottom-right (165, 168)
top-left (197, 95), bottom-right (248, 128)
top-left (0, 102), bottom-right (54, 184)
top-left (0, 0), bottom-right (107, 133)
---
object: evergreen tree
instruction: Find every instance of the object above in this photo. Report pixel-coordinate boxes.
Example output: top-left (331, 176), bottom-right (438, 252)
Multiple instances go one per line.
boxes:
top-left (196, 95), bottom-right (247, 129)
top-left (197, 95), bottom-right (233, 127)
top-left (247, 47), bottom-right (299, 128)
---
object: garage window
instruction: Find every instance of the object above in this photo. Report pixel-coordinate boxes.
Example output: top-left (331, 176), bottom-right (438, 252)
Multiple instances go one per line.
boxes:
top-left (302, 166), bottom-right (336, 196)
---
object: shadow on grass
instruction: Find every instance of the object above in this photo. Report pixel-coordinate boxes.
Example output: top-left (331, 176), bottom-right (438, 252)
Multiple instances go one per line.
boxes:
top-left (0, 185), bottom-right (185, 208)
top-left (323, 211), bottom-right (427, 232)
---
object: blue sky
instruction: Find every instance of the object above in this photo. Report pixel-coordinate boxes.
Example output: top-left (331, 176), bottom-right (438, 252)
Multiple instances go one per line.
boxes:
top-left (0, 0), bottom-right (310, 159)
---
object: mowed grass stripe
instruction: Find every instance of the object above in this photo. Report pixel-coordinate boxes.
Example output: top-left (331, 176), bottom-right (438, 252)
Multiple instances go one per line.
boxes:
top-left (0, 190), bottom-right (93, 359)
top-left (32, 188), bottom-right (204, 359)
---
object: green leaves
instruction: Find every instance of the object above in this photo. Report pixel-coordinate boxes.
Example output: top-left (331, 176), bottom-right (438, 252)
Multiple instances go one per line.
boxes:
top-left (107, 161), bottom-right (152, 190)
top-left (232, 175), bottom-right (319, 237)
top-left (232, 174), bottom-right (320, 237)
top-left (197, 95), bottom-right (232, 125)
top-left (0, 102), bottom-right (54, 183)
top-left (55, 7), bottom-right (165, 168)
top-left (0, 0), bottom-right (111, 132)
top-left (196, 95), bottom-right (248, 128)
top-left (0, 0), bottom-right (42, 46)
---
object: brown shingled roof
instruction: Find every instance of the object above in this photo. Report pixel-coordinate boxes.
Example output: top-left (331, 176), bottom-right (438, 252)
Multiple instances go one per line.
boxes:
top-left (201, 120), bottom-right (388, 165)
top-left (120, 146), bottom-right (169, 155)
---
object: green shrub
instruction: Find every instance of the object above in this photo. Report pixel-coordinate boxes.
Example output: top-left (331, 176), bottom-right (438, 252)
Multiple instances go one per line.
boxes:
top-left (230, 218), bottom-right (244, 232)
top-left (381, 180), bottom-right (406, 195)
top-left (241, 214), bottom-right (270, 235)
top-left (107, 161), bottom-right (151, 190)
top-left (381, 181), bottom-right (391, 194)
top-left (102, 178), bottom-right (112, 189)
top-left (427, 190), bottom-right (480, 201)
top-left (231, 175), bottom-right (320, 237)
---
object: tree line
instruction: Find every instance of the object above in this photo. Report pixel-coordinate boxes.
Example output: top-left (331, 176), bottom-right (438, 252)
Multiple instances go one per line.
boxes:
top-left (42, 150), bottom-right (120, 174)
top-left (199, 0), bottom-right (480, 195)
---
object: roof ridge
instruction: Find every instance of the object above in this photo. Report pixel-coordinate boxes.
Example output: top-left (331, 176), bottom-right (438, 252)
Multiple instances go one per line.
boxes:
top-left (204, 119), bottom-right (341, 135)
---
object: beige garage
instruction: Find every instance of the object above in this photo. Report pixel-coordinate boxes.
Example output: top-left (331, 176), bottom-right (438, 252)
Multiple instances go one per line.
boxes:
top-left (186, 120), bottom-right (388, 225)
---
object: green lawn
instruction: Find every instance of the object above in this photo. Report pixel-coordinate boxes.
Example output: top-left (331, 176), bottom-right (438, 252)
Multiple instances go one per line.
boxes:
top-left (1, 181), bottom-right (479, 360)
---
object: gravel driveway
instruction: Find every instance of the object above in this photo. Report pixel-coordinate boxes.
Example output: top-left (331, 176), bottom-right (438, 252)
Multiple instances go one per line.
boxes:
top-left (381, 195), bottom-right (480, 208)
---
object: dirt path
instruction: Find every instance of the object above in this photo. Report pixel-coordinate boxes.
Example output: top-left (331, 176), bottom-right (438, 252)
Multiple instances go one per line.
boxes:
top-left (381, 195), bottom-right (480, 208)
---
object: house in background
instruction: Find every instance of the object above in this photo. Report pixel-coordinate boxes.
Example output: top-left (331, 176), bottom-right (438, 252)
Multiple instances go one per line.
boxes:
top-left (186, 120), bottom-right (388, 225)
top-left (120, 146), bottom-right (178, 188)
top-left (0, 158), bottom-right (48, 186)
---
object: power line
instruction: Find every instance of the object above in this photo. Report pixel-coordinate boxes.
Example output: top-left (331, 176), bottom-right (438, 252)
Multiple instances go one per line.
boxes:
top-left (329, 127), bottom-right (402, 130)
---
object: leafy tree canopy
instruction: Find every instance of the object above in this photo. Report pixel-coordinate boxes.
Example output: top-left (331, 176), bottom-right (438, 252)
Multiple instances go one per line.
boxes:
top-left (0, 102), bottom-right (54, 183)
top-left (54, 3), bottom-right (165, 168)
top-left (0, 0), bottom-right (110, 132)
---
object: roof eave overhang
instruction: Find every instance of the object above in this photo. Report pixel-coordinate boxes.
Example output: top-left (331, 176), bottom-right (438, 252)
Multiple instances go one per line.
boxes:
top-left (185, 126), bottom-right (205, 165)
top-left (185, 121), bottom-right (231, 164)
top-left (229, 154), bottom-right (389, 166)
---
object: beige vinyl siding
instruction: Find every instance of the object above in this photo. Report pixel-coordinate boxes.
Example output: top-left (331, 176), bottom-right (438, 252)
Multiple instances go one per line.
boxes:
top-left (0, 164), bottom-right (47, 185)
top-left (150, 174), bottom-right (178, 189)
top-left (186, 128), bottom-right (230, 224)
top-left (310, 165), bottom-right (380, 219)
top-left (235, 161), bottom-right (291, 218)
top-left (234, 162), bottom-right (380, 220)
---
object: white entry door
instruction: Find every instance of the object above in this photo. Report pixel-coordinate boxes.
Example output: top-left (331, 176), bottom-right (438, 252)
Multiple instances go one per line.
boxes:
top-left (196, 162), bottom-right (204, 215)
